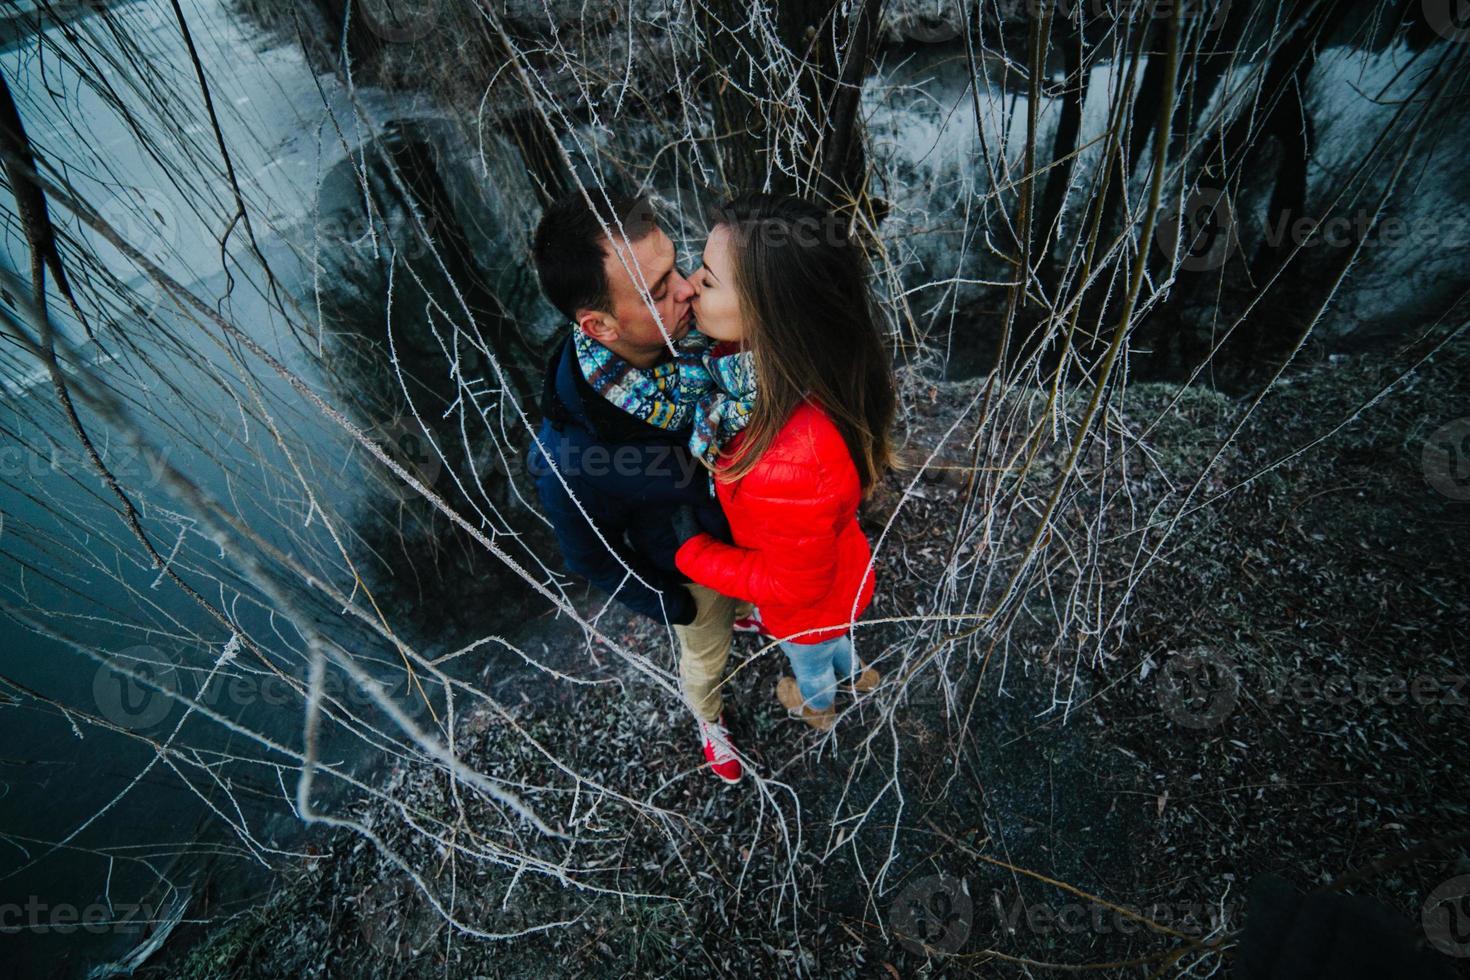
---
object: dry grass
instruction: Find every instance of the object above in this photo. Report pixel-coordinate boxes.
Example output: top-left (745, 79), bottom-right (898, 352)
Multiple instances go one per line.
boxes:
top-left (156, 324), bottom-right (1470, 978)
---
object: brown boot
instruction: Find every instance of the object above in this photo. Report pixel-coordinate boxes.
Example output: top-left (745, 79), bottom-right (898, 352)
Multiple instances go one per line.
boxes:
top-left (843, 667), bottom-right (880, 695)
top-left (776, 677), bottom-right (835, 731)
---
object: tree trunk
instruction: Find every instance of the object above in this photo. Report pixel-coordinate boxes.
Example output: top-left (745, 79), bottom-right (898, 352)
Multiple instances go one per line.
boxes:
top-left (700, 0), bottom-right (880, 214)
top-left (1035, 13), bottom-right (1089, 297)
top-left (815, 0), bottom-right (883, 212)
top-left (380, 127), bottom-right (540, 399)
top-left (308, 0), bottom-right (386, 69)
top-left (1132, 0), bottom-right (1257, 373)
top-left (1204, 0), bottom-right (1336, 377)
top-left (502, 109), bottom-right (570, 208)
top-left (1092, 19), bottom-right (1170, 259)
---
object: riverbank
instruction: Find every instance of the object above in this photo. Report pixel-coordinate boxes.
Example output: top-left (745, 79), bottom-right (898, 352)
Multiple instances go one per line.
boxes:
top-left (138, 323), bottom-right (1470, 978)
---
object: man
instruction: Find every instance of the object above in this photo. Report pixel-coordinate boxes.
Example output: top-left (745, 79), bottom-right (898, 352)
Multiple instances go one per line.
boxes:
top-left (527, 189), bottom-right (754, 784)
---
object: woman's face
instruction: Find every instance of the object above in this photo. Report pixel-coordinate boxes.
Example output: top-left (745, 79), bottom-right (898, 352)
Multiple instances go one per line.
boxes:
top-left (690, 224), bottom-right (745, 343)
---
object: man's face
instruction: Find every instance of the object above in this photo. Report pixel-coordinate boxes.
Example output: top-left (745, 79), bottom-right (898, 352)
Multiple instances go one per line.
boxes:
top-left (589, 227), bottom-right (694, 366)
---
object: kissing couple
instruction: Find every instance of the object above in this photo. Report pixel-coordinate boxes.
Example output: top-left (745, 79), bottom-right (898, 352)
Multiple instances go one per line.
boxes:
top-left (528, 190), bottom-right (895, 784)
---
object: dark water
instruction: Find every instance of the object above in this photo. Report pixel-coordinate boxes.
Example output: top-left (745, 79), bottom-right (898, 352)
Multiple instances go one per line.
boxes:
top-left (0, 240), bottom-right (408, 975)
top-left (0, 124), bottom-right (553, 975)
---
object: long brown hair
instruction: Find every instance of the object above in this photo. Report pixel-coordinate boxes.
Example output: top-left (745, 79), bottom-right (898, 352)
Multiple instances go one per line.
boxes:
top-left (709, 193), bottom-right (896, 494)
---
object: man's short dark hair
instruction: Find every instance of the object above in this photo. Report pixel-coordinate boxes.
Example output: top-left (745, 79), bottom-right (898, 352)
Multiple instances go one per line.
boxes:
top-left (531, 190), bottom-right (658, 322)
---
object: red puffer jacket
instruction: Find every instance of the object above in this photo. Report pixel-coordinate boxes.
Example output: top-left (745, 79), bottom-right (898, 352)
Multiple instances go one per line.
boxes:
top-left (674, 400), bottom-right (876, 644)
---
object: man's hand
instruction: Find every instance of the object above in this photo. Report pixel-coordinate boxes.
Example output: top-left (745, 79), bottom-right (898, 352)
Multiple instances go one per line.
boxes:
top-left (671, 504), bottom-right (703, 548)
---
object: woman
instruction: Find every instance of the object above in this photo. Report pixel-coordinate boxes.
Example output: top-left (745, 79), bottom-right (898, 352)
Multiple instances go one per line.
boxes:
top-left (671, 194), bottom-right (896, 731)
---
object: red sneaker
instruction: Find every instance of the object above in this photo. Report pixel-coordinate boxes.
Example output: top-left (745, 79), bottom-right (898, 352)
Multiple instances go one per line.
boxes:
top-left (699, 716), bottom-right (743, 784)
top-left (732, 610), bottom-right (771, 637)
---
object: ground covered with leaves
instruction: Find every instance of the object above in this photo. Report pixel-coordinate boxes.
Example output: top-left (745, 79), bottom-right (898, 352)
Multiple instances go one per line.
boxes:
top-left (154, 328), bottom-right (1469, 979)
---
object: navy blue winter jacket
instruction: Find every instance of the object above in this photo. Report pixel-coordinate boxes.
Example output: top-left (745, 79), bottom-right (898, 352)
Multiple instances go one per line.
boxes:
top-left (527, 333), bottom-right (731, 626)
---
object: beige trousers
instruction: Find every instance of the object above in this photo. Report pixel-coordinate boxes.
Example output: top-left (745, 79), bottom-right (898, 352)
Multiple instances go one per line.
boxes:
top-left (673, 583), bottom-right (754, 722)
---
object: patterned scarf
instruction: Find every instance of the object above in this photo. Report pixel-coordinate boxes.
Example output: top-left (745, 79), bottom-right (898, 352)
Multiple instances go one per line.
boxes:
top-left (573, 327), bottom-right (713, 430)
top-left (572, 327), bottom-right (757, 466)
top-left (682, 346), bottom-right (757, 468)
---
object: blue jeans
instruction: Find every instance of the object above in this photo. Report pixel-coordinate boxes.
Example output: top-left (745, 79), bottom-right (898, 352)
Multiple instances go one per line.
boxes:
top-left (780, 634), bottom-right (858, 711)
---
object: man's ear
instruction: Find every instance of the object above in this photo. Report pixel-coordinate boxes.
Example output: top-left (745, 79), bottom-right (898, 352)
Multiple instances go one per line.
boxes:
top-left (576, 309), bottom-right (618, 345)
